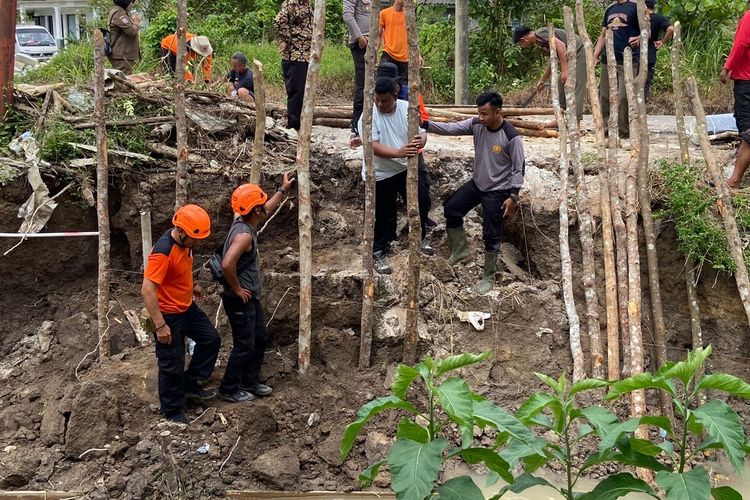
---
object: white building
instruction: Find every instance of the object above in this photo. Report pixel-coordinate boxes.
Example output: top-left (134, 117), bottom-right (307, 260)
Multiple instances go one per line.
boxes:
top-left (17, 1), bottom-right (93, 46)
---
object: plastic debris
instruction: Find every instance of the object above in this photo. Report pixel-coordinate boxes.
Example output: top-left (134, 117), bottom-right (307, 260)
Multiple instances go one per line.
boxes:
top-left (196, 443), bottom-right (210, 454)
top-left (455, 310), bottom-right (492, 331)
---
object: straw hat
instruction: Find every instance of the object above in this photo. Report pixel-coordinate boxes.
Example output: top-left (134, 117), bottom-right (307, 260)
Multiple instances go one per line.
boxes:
top-left (190, 36), bottom-right (213, 57)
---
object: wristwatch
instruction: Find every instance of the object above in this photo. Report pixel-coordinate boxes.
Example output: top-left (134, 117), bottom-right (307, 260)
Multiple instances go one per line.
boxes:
top-left (509, 193), bottom-right (520, 204)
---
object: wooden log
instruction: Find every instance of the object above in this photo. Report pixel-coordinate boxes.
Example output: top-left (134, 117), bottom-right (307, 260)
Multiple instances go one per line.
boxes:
top-left (313, 117), bottom-right (352, 128)
top-left (94, 30), bottom-right (111, 359)
top-left (174, 0), bottom-right (188, 210)
top-left (34, 89), bottom-right (53, 133)
top-left (359, 0), bottom-right (382, 369)
top-left (297, 0), bottom-right (327, 375)
top-left (549, 22), bottom-right (585, 382)
top-left (72, 116), bottom-right (174, 130)
top-left (251, 59), bottom-right (266, 184)
top-left (148, 143), bottom-right (207, 164)
top-left (565, 7), bottom-right (601, 379)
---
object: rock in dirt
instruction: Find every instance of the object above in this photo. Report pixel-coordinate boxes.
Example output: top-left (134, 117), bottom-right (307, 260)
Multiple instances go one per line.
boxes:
top-left (40, 401), bottom-right (66, 446)
top-left (0, 453), bottom-right (40, 488)
top-left (375, 307), bottom-right (429, 343)
top-left (250, 445), bottom-right (300, 489)
top-left (236, 404), bottom-right (278, 442)
top-left (317, 428), bottom-right (345, 466)
top-left (57, 312), bottom-right (93, 348)
top-left (64, 382), bottom-right (121, 457)
top-left (125, 472), bottom-right (147, 499)
top-left (36, 320), bottom-right (55, 352)
top-left (365, 431), bottom-right (392, 463)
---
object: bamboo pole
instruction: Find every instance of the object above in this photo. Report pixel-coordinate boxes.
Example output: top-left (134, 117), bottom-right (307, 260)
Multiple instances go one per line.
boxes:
top-left (550, 22), bottom-right (585, 382)
top-left (174, 0), bottom-right (188, 210)
top-left (402, 0), bottom-right (421, 365)
top-left (576, 0), bottom-right (618, 380)
top-left (140, 209), bottom-right (152, 271)
top-left (454, 0), bottom-right (469, 104)
top-left (94, 30), bottom-right (111, 359)
top-left (687, 76), bottom-right (750, 328)
top-left (359, 0), bottom-right (382, 369)
top-left (297, 0), bottom-right (327, 374)
top-left (606, 31), bottom-right (630, 378)
top-left (250, 60), bottom-right (266, 184)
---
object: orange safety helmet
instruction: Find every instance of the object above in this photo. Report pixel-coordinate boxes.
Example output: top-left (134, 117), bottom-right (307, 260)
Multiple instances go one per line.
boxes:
top-left (173, 204), bottom-right (211, 239)
top-left (231, 183), bottom-right (268, 215)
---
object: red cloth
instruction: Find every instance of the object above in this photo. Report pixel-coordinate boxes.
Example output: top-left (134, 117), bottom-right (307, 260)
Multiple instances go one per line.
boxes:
top-left (726, 10), bottom-right (750, 80)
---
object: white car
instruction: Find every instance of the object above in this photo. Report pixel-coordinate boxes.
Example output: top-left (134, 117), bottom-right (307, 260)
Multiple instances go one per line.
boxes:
top-left (16, 25), bottom-right (59, 62)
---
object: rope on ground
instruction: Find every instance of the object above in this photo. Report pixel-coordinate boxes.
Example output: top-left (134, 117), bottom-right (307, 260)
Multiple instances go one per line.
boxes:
top-left (75, 305), bottom-right (113, 380)
top-left (266, 286), bottom-right (293, 327)
top-left (219, 436), bottom-right (241, 473)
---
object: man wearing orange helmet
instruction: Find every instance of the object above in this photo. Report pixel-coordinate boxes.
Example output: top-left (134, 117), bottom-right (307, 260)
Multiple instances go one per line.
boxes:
top-left (141, 204), bottom-right (221, 424)
top-left (216, 172), bottom-right (295, 403)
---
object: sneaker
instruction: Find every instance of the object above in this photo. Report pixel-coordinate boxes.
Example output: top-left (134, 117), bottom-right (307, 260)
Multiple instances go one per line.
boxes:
top-left (373, 251), bottom-right (392, 275)
top-left (425, 217), bottom-right (438, 230)
top-left (219, 390), bottom-right (255, 403)
top-left (420, 240), bottom-right (436, 256)
top-left (185, 386), bottom-right (216, 401)
top-left (165, 412), bottom-right (189, 425)
top-left (240, 382), bottom-right (273, 397)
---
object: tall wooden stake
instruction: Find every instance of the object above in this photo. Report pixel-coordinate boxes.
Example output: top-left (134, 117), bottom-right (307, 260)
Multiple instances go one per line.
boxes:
top-left (550, 22), bottom-right (585, 382)
top-left (564, 7), bottom-right (601, 379)
top-left (576, 0), bottom-right (618, 380)
top-left (250, 60), bottom-right (266, 184)
top-left (0, 0), bottom-right (17, 121)
top-left (359, 0), bottom-right (382, 369)
top-left (94, 31), bottom-right (111, 359)
top-left (174, 0), bottom-right (188, 210)
top-left (687, 76), bottom-right (750, 329)
top-left (454, 0), bottom-right (469, 104)
top-left (140, 209), bottom-right (152, 271)
top-left (402, 0), bottom-right (421, 365)
top-left (606, 31), bottom-right (630, 377)
top-left (297, 0), bottom-right (327, 374)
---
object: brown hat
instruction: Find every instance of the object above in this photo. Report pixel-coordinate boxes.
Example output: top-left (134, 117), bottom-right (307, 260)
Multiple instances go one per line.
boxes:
top-left (190, 35), bottom-right (213, 57)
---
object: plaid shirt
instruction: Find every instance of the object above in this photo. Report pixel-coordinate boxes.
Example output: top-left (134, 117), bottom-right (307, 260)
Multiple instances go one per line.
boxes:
top-left (274, 0), bottom-right (313, 62)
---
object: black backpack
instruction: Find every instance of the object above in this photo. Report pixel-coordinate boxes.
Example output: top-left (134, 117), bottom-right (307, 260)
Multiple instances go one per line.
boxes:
top-left (208, 244), bottom-right (228, 287)
top-left (99, 27), bottom-right (113, 56)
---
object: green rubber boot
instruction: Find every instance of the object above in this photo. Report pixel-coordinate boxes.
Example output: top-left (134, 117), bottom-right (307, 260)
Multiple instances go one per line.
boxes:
top-left (476, 251), bottom-right (498, 294)
top-left (446, 226), bottom-right (471, 265)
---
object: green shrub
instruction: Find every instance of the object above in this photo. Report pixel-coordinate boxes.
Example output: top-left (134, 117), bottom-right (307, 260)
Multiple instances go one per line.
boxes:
top-left (18, 41), bottom-right (94, 86)
top-left (141, 8), bottom-right (177, 59)
top-left (662, 0), bottom-right (747, 35)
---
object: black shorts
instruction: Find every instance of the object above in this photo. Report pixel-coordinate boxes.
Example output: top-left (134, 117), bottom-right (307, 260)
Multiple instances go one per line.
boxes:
top-left (733, 80), bottom-right (750, 142)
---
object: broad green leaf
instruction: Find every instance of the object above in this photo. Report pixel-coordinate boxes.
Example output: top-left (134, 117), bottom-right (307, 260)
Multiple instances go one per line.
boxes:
top-left (659, 441), bottom-right (675, 458)
top-left (396, 417), bottom-right (429, 443)
top-left (522, 451), bottom-right (551, 473)
top-left (358, 460), bottom-right (385, 487)
top-left (580, 406), bottom-right (620, 436)
top-left (415, 362), bottom-right (432, 387)
top-left (599, 416), bottom-right (673, 452)
top-left (392, 365), bottom-right (421, 399)
top-left (614, 436), bottom-right (670, 471)
top-left (435, 351), bottom-right (491, 377)
top-left (388, 438), bottom-right (446, 500)
top-left (570, 378), bottom-right (611, 396)
top-left (485, 470), bottom-right (500, 487)
top-left (435, 475), bottom-right (484, 500)
top-left (695, 373), bottom-right (750, 400)
top-left (692, 400), bottom-right (746, 473)
top-left (473, 400), bottom-right (546, 454)
top-left (515, 392), bottom-right (558, 425)
top-left (623, 437), bottom-right (663, 457)
top-left (577, 472), bottom-right (657, 500)
top-left (577, 424), bottom-right (594, 439)
top-left (453, 448), bottom-right (514, 484)
top-left (558, 372), bottom-right (568, 394)
top-left (499, 439), bottom-right (545, 469)
top-left (497, 472), bottom-right (557, 496)
top-left (712, 486), bottom-right (743, 500)
top-left (535, 372), bottom-right (561, 392)
top-left (606, 372), bottom-right (678, 400)
top-left (655, 468), bottom-right (711, 500)
top-left (663, 346), bottom-right (712, 386)
top-left (438, 378), bottom-right (474, 427)
top-left (340, 396), bottom-right (418, 462)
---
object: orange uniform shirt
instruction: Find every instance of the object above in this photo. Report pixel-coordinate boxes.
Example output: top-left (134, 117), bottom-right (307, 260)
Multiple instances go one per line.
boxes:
top-left (379, 7), bottom-right (408, 62)
top-left (160, 33), bottom-right (213, 82)
top-left (145, 230), bottom-right (194, 314)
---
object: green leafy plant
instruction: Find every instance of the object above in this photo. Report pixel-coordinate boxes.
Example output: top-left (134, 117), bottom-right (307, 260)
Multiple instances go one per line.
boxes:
top-left (606, 345), bottom-right (750, 500)
top-left (340, 352), bottom-right (543, 500)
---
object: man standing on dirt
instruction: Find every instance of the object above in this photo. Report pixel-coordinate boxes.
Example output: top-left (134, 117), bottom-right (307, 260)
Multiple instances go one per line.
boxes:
top-left (141, 205), bottom-right (221, 424)
top-left (217, 173), bottom-right (295, 403)
top-left (344, 0), bottom-right (371, 133)
top-left (274, 0), bottom-right (313, 131)
top-left (723, 0), bottom-right (750, 189)
top-left (644, 0), bottom-right (673, 100)
top-left (422, 91), bottom-right (524, 294)
top-left (593, 0), bottom-right (641, 139)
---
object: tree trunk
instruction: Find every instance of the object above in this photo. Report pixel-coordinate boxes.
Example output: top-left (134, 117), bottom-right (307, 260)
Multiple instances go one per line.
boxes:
top-left (605, 31), bottom-right (630, 378)
top-left (576, 0), bottom-right (618, 380)
top-left (94, 30), bottom-right (111, 359)
top-left (0, 0), bottom-right (16, 121)
top-left (174, 0), bottom-right (188, 210)
top-left (687, 76), bottom-right (750, 328)
top-left (549, 22), bottom-right (585, 382)
top-left (297, 0), bottom-right (327, 374)
top-left (454, 0), bottom-right (469, 105)
top-left (402, 0), bottom-right (421, 365)
top-left (359, 0), bottom-right (382, 369)
top-left (140, 208), bottom-right (152, 271)
top-left (250, 60), bottom-right (266, 184)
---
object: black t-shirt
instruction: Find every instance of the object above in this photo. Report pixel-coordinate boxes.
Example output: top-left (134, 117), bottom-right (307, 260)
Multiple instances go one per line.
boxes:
top-left (648, 13), bottom-right (671, 66)
top-left (601, 0), bottom-right (641, 65)
top-left (227, 68), bottom-right (254, 94)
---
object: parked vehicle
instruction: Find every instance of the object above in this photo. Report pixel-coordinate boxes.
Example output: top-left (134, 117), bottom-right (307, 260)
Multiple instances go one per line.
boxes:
top-left (15, 25), bottom-right (59, 62)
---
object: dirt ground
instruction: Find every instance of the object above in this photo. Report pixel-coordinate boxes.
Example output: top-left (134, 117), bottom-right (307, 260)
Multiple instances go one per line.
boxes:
top-left (1, 124), bottom-right (749, 498)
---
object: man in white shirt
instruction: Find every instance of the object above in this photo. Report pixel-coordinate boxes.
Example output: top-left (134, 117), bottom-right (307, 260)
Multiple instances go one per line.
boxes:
top-left (355, 76), bottom-right (431, 274)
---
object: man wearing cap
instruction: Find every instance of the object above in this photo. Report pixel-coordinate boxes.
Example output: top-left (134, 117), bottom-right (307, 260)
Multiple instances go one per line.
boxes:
top-left (723, 0), bottom-right (750, 189)
top-left (141, 205), bottom-right (221, 424)
top-left (644, 0), bottom-right (673, 100)
top-left (274, 0), bottom-right (313, 131)
top-left (217, 173), bottom-right (295, 403)
top-left (160, 33), bottom-right (214, 83)
top-left (343, 0), bottom-right (371, 132)
top-left (226, 52), bottom-right (254, 102)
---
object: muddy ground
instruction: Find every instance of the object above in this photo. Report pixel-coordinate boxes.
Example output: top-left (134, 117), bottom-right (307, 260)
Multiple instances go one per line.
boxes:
top-left (0, 125), bottom-right (749, 498)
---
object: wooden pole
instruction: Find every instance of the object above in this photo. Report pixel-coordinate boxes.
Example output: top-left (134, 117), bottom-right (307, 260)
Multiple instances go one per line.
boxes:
top-left (454, 0), bottom-right (469, 105)
top-left (140, 209), bottom-right (152, 271)
top-left (297, 0), bottom-right (327, 374)
top-left (606, 30), bottom-right (630, 378)
top-left (402, 0), bottom-right (421, 365)
top-left (576, 0), bottom-right (618, 380)
top-left (94, 30), bottom-right (111, 359)
top-left (250, 60), bottom-right (266, 184)
top-left (359, 0), bottom-right (382, 369)
top-left (687, 76), bottom-right (750, 329)
top-left (550, 22), bottom-right (585, 382)
top-left (174, 0), bottom-right (188, 210)
top-left (0, 0), bottom-right (17, 121)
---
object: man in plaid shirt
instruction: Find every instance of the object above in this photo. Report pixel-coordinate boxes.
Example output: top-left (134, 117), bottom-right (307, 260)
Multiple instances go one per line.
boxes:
top-left (274, 0), bottom-right (313, 131)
